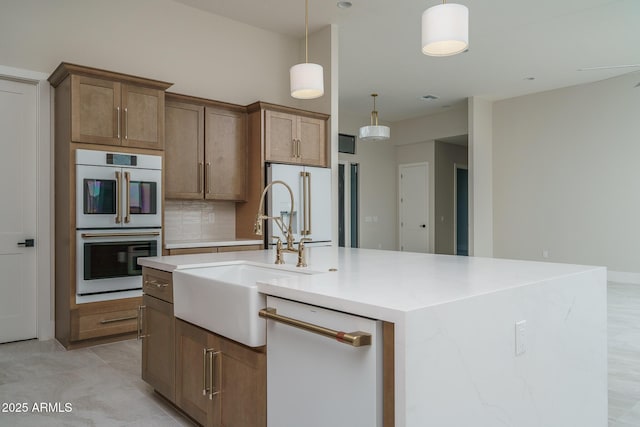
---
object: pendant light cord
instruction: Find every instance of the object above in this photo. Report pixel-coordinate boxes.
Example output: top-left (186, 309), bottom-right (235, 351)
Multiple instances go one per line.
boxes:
top-left (305, 0), bottom-right (309, 63)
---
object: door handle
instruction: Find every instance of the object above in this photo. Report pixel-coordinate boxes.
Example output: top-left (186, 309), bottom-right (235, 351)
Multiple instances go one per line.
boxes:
top-left (17, 239), bottom-right (35, 247)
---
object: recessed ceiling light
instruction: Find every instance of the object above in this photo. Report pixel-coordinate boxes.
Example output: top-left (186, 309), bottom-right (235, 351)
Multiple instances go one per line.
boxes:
top-left (337, 1), bottom-right (352, 8)
top-left (421, 94), bottom-right (439, 100)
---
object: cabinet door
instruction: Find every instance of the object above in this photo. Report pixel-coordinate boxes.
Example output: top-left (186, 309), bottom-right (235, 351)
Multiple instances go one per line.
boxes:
top-left (218, 335), bottom-right (267, 427)
top-left (298, 116), bottom-right (327, 167)
top-left (165, 101), bottom-right (205, 199)
top-left (71, 75), bottom-right (121, 146)
top-left (205, 107), bottom-right (247, 201)
top-left (141, 294), bottom-right (175, 402)
top-left (121, 84), bottom-right (165, 150)
top-left (265, 110), bottom-right (298, 164)
top-left (175, 319), bottom-right (218, 427)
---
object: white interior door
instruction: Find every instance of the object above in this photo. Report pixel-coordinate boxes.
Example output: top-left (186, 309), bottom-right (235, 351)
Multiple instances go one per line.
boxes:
top-left (399, 163), bottom-right (429, 253)
top-left (0, 78), bottom-right (37, 343)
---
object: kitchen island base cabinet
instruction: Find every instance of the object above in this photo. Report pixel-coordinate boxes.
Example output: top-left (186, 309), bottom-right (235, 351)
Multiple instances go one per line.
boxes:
top-left (175, 319), bottom-right (266, 427)
top-left (141, 294), bottom-right (175, 403)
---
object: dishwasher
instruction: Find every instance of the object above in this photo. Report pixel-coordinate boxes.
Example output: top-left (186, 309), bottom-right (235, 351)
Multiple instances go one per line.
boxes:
top-left (262, 296), bottom-right (383, 427)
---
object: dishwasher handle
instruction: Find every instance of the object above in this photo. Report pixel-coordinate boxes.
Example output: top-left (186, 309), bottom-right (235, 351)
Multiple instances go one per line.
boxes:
top-left (259, 307), bottom-right (372, 347)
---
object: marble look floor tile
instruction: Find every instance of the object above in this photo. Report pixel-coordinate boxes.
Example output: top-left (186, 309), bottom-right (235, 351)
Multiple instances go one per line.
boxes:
top-left (0, 348), bottom-right (106, 385)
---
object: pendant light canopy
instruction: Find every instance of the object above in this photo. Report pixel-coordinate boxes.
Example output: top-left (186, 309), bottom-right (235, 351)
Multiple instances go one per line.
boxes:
top-left (422, 1), bottom-right (469, 57)
top-left (359, 94), bottom-right (390, 141)
top-left (290, 0), bottom-right (324, 99)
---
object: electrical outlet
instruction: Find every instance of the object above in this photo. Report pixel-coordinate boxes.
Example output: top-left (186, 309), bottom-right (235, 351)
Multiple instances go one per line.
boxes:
top-left (515, 320), bottom-right (526, 356)
top-left (542, 249), bottom-right (549, 258)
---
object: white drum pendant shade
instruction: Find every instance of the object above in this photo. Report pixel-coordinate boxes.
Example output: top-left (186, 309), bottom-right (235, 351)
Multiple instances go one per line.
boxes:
top-left (290, 63), bottom-right (324, 99)
top-left (359, 125), bottom-right (390, 141)
top-left (422, 3), bottom-right (469, 57)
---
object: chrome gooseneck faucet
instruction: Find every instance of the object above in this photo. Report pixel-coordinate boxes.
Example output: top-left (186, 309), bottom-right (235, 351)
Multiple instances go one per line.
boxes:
top-left (254, 180), bottom-right (310, 267)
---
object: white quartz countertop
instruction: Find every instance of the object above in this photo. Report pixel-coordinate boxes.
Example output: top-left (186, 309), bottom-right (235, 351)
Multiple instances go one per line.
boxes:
top-left (139, 247), bottom-right (604, 323)
top-left (164, 238), bottom-right (263, 250)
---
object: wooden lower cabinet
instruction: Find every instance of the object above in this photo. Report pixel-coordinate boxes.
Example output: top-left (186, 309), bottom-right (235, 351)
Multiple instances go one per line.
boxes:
top-left (141, 294), bottom-right (175, 402)
top-left (175, 319), bottom-right (266, 427)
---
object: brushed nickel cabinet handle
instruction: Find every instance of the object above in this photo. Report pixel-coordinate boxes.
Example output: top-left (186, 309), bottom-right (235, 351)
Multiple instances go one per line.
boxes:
top-left (115, 171), bottom-right (122, 224)
top-left (136, 305), bottom-right (148, 339)
top-left (292, 139), bottom-right (296, 158)
top-left (198, 162), bottom-right (203, 193)
top-left (124, 107), bottom-right (128, 140)
top-left (116, 106), bottom-right (121, 139)
top-left (144, 279), bottom-right (169, 289)
top-left (124, 171), bottom-right (131, 223)
top-left (206, 162), bottom-right (211, 194)
top-left (209, 350), bottom-right (221, 400)
top-left (202, 348), bottom-right (210, 396)
top-left (259, 307), bottom-right (372, 347)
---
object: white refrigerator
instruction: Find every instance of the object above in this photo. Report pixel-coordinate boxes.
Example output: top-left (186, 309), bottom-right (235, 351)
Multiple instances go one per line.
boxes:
top-left (266, 163), bottom-right (332, 246)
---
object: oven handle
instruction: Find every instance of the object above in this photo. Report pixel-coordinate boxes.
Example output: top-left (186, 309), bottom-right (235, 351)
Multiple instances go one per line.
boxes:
top-left (115, 171), bottom-right (122, 224)
top-left (81, 231), bottom-right (161, 239)
top-left (124, 171), bottom-right (131, 224)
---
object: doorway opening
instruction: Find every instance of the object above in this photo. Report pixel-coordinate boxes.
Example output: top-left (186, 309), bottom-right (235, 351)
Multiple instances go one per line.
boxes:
top-left (338, 162), bottom-right (359, 248)
top-left (454, 164), bottom-right (469, 256)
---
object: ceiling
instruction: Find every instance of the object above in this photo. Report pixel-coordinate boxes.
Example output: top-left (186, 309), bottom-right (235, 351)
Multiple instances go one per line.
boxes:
top-left (173, 0), bottom-right (640, 122)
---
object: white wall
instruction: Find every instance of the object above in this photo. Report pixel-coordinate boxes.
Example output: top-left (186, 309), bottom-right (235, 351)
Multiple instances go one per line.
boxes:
top-left (468, 97), bottom-right (494, 257)
top-left (493, 71), bottom-right (640, 279)
top-left (392, 105), bottom-right (468, 146)
top-left (338, 111), bottom-right (397, 250)
top-left (0, 0), bottom-right (300, 107)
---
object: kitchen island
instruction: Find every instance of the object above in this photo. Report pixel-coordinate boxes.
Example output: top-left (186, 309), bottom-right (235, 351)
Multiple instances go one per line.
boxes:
top-left (139, 247), bottom-right (607, 427)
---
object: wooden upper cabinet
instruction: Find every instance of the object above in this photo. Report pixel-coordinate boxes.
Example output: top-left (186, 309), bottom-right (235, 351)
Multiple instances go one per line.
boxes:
top-left (71, 75), bottom-right (121, 146)
top-left (165, 101), bottom-right (205, 199)
top-left (121, 84), bottom-right (165, 150)
top-left (49, 62), bottom-right (172, 150)
top-left (164, 94), bottom-right (248, 201)
top-left (298, 115), bottom-right (326, 167)
top-left (264, 108), bottom-right (328, 167)
top-left (265, 110), bottom-right (297, 164)
top-left (205, 107), bottom-right (247, 201)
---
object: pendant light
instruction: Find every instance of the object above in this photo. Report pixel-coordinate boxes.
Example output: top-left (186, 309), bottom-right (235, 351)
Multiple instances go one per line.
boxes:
top-left (359, 94), bottom-right (390, 141)
top-left (290, 0), bottom-right (324, 99)
top-left (422, 1), bottom-right (469, 57)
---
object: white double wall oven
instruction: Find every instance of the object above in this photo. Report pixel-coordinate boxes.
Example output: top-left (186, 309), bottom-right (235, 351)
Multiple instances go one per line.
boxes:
top-left (75, 149), bottom-right (162, 301)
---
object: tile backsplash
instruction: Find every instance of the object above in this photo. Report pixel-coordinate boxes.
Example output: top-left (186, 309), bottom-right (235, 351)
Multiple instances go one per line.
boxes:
top-left (164, 200), bottom-right (236, 241)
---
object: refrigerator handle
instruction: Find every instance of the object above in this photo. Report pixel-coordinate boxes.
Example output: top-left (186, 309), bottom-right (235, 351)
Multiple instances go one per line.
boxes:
top-left (301, 171), bottom-right (310, 236)
top-left (306, 172), bottom-right (312, 235)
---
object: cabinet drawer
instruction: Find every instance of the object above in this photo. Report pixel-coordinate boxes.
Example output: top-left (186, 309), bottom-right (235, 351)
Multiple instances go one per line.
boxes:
top-left (143, 267), bottom-right (173, 303)
top-left (72, 300), bottom-right (141, 341)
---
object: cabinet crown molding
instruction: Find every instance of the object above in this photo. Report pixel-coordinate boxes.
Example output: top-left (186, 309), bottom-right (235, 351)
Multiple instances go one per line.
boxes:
top-left (48, 62), bottom-right (173, 90)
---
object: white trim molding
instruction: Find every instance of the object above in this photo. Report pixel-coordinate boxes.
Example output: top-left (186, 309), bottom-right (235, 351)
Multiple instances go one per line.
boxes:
top-left (0, 64), bottom-right (53, 341)
top-left (608, 271), bottom-right (640, 285)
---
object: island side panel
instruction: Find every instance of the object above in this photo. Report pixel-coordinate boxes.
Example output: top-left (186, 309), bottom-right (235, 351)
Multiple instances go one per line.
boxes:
top-left (404, 268), bottom-right (607, 427)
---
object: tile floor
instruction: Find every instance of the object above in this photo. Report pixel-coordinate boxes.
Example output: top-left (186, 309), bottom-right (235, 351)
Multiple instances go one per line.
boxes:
top-left (0, 339), bottom-right (193, 426)
top-left (0, 282), bottom-right (638, 426)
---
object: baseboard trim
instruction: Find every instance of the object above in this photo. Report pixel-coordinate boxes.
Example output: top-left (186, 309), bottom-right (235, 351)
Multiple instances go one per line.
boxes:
top-left (608, 270), bottom-right (640, 285)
